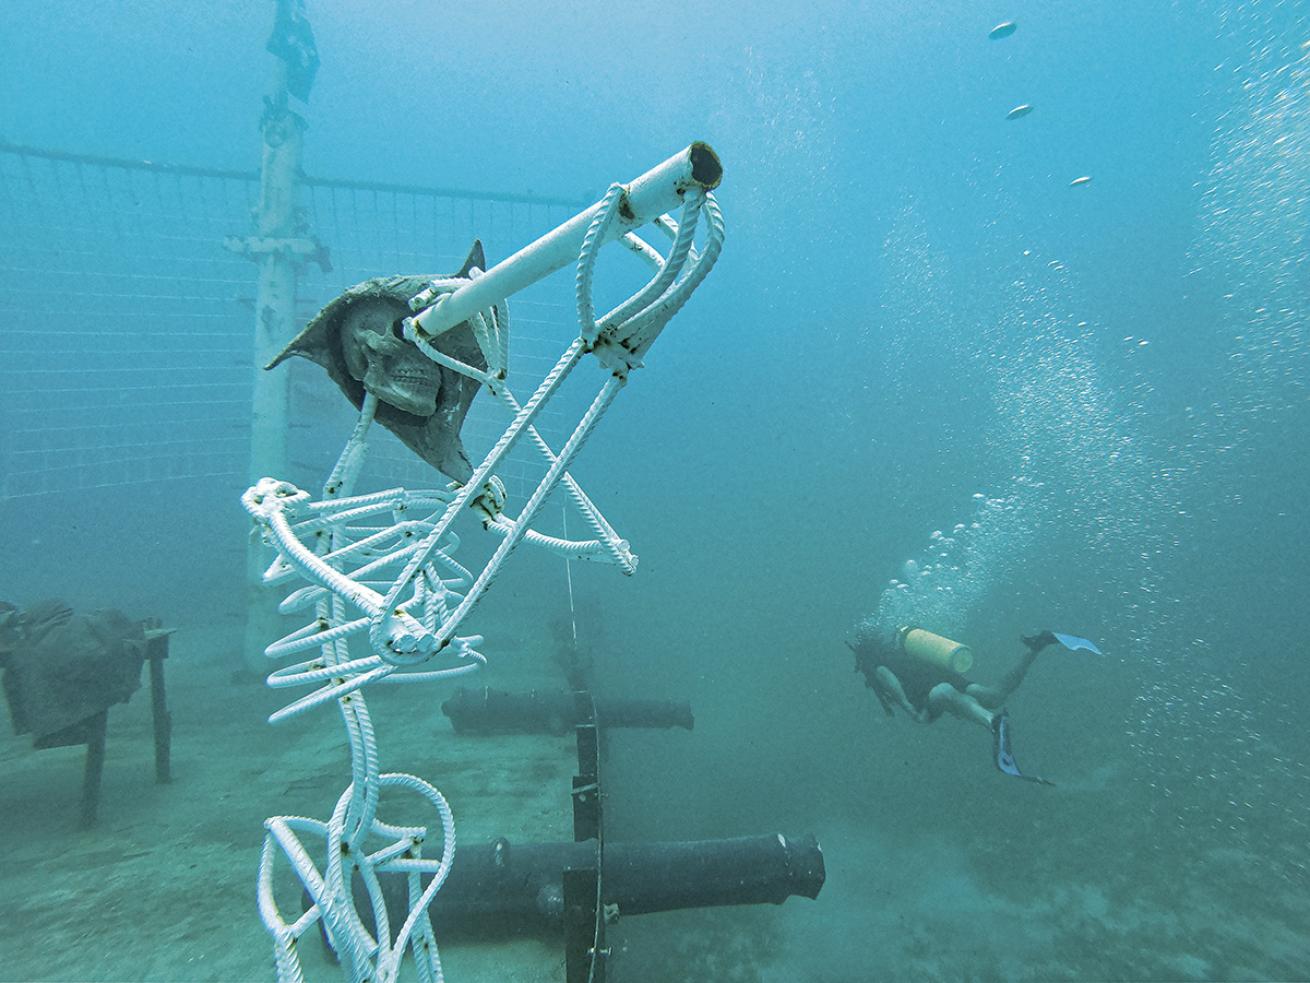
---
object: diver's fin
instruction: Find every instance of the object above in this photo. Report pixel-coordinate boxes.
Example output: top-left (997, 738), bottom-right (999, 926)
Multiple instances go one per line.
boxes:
top-left (1050, 631), bottom-right (1102, 655)
top-left (1022, 630), bottom-right (1103, 656)
top-left (1021, 630), bottom-right (1057, 652)
top-left (457, 239), bottom-right (486, 278)
top-left (991, 711), bottom-right (1055, 786)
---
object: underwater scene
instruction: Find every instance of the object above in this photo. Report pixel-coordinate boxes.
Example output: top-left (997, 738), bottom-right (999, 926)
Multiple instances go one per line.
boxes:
top-left (1, 0), bottom-right (1308, 980)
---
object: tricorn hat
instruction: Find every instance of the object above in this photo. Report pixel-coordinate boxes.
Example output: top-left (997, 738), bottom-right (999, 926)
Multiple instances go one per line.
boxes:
top-left (267, 241), bottom-right (489, 482)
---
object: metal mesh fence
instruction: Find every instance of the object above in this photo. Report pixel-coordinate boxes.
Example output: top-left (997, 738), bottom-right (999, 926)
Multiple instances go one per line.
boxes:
top-left (0, 143), bottom-right (589, 502)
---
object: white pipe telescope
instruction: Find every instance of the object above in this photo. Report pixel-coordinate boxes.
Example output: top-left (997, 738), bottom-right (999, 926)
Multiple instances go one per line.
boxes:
top-left (409, 142), bottom-right (722, 340)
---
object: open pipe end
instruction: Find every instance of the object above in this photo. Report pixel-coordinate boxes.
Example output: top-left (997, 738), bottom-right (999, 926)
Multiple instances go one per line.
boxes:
top-left (688, 142), bottom-right (723, 190)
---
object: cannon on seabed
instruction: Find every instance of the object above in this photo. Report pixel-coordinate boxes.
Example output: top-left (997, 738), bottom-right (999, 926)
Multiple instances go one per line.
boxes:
top-left (441, 685), bottom-right (694, 736)
top-left (338, 832), bottom-right (824, 936)
top-left (317, 688), bottom-right (825, 981)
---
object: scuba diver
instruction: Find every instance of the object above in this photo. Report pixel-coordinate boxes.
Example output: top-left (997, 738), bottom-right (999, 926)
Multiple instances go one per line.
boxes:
top-left (848, 625), bottom-right (1101, 785)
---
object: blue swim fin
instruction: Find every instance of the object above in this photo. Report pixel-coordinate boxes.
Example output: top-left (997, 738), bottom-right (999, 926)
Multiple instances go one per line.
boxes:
top-left (992, 711), bottom-right (1055, 786)
top-left (1051, 632), bottom-right (1102, 655)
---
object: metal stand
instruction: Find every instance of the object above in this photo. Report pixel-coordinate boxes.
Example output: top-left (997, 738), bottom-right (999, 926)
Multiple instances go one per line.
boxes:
top-left (565, 691), bottom-right (606, 983)
top-left (31, 626), bottom-right (176, 827)
top-left (144, 627), bottom-right (174, 784)
top-left (78, 710), bottom-right (108, 828)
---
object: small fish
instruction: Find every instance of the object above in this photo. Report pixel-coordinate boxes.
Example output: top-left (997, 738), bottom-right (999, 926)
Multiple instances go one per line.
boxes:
top-left (1069, 175), bottom-right (1093, 187)
top-left (1006, 104), bottom-right (1033, 120)
top-left (989, 21), bottom-right (1018, 41)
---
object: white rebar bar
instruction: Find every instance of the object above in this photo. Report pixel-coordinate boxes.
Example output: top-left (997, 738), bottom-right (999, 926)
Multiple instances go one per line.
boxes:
top-left (251, 142), bottom-right (725, 983)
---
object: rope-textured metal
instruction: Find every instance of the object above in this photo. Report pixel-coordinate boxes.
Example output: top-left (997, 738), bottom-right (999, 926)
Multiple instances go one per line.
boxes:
top-left (248, 169), bottom-right (724, 983)
top-left (576, 183), bottom-right (626, 342)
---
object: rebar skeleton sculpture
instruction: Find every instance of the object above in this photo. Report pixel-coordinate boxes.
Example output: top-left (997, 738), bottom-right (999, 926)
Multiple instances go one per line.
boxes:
top-left (243, 145), bottom-right (724, 983)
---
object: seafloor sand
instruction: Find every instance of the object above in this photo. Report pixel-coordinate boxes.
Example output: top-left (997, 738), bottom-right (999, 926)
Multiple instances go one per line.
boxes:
top-left (3, 619), bottom-right (1308, 982)
top-left (0, 621), bottom-right (576, 982)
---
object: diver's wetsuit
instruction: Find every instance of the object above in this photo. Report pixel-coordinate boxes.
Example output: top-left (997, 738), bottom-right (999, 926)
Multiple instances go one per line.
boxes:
top-left (852, 635), bottom-right (968, 719)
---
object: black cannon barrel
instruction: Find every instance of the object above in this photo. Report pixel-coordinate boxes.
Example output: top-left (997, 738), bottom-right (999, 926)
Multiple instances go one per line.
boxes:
top-left (596, 696), bottom-right (694, 731)
top-left (345, 833), bottom-right (824, 937)
top-left (600, 833), bottom-right (825, 914)
top-left (441, 686), bottom-right (694, 735)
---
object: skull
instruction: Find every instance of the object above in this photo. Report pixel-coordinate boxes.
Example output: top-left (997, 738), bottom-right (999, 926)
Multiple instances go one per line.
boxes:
top-left (339, 297), bottom-right (441, 417)
top-left (267, 246), bottom-right (490, 482)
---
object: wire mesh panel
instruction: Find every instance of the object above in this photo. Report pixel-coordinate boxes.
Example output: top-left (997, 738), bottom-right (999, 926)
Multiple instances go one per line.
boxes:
top-left (0, 144), bottom-right (589, 503)
top-left (0, 147), bottom-right (258, 498)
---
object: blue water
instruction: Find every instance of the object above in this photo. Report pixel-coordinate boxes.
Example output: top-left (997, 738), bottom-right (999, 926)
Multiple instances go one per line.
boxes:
top-left (3, 0), bottom-right (1309, 979)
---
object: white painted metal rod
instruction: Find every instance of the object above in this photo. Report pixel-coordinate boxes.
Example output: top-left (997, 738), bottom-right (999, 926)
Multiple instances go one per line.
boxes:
top-left (410, 142), bottom-right (722, 339)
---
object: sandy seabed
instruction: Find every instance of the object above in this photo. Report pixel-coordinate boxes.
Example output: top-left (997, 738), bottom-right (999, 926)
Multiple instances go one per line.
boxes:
top-left (0, 621), bottom-right (576, 982)
top-left (4, 619), bottom-right (1309, 983)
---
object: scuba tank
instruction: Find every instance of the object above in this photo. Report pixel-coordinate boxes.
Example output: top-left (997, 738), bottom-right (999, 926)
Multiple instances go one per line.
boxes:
top-left (896, 626), bottom-right (973, 675)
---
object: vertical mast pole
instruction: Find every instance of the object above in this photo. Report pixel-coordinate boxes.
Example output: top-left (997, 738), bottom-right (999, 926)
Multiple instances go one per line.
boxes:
top-left (240, 0), bottom-right (320, 672)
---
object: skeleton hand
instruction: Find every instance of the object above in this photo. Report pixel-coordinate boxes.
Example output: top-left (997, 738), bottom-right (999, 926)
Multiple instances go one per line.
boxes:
top-left (467, 476), bottom-right (508, 526)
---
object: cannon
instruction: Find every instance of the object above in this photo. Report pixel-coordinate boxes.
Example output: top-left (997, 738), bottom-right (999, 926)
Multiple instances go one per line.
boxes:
top-left (441, 686), bottom-right (694, 736)
top-left (318, 832), bottom-right (825, 946)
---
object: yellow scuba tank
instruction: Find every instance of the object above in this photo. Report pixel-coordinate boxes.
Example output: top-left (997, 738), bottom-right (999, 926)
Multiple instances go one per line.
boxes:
top-left (897, 626), bottom-right (973, 675)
